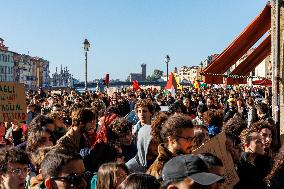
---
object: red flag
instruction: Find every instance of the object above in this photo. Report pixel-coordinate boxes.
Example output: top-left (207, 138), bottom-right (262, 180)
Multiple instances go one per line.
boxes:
top-left (132, 80), bottom-right (141, 90)
top-left (165, 72), bottom-right (178, 90)
top-left (103, 74), bottom-right (110, 86)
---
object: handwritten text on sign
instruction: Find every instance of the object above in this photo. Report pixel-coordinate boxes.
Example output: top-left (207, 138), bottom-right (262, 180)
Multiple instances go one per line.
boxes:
top-left (0, 83), bottom-right (27, 122)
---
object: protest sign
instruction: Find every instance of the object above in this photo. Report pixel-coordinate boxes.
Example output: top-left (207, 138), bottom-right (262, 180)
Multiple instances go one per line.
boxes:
top-left (193, 132), bottom-right (239, 189)
top-left (0, 82), bottom-right (27, 122)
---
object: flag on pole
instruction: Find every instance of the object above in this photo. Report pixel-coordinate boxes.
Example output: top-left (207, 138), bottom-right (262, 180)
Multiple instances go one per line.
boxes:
top-left (174, 73), bottom-right (183, 90)
top-left (132, 80), bottom-right (141, 91)
top-left (103, 74), bottom-right (110, 87)
top-left (165, 72), bottom-right (178, 96)
top-left (193, 79), bottom-right (200, 90)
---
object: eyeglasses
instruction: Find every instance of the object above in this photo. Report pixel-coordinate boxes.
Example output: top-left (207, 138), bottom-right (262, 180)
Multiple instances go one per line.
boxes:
top-left (51, 171), bottom-right (93, 187)
top-left (177, 135), bottom-right (195, 142)
top-left (8, 167), bottom-right (29, 175)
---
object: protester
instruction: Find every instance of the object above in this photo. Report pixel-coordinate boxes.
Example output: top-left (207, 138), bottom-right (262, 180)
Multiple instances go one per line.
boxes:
top-left (126, 125), bottom-right (158, 173)
top-left (224, 98), bottom-right (238, 122)
top-left (251, 120), bottom-right (275, 157)
top-left (95, 162), bottom-right (129, 189)
top-left (132, 99), bottom-right (154, 137)
top-left (235, 127), bottom-right (271, 189)
top-left (118, 173), bottom-right (160, 189)
top-left (161, 154), bottom-right (223, 189)
top-left (147, 114), bottom-right (195, 178)
top-left (26, 115), bottom-right (56, 153)
top-left (203, 110), bottom-right (223, 138)
top-left (40, 148), bottom-right (90, 189)
top-left (0, 147), bottom-right (30, 189)
top-left (0, 84), bottom-right (279, 189)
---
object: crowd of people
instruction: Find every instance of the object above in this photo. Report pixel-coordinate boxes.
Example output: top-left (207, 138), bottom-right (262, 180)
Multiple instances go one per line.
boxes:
top-left (0, 85), bottom-right (284, 189)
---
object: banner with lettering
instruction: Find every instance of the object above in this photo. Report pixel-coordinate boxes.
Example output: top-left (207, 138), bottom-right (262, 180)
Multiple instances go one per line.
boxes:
top-left (193, 132), bottom-right (239, 189)
top-left (0, 82), bottom-right (27, 122)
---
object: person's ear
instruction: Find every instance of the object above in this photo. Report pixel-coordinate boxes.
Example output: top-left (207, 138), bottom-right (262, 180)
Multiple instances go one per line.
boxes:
top-left (44, 178), bottom-right (54, 189)
top-left (168, 136), bottom-right (176, 145)
top-left (167, 185), bottom-right (178, 189)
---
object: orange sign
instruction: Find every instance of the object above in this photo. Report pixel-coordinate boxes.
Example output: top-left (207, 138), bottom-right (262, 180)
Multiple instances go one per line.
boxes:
top-left (0, 82), bottom-right (27, 122)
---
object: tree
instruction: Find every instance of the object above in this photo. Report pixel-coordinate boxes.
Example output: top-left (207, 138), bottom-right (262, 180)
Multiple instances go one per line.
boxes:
top-left (152, 69), bottom-right (163, 79)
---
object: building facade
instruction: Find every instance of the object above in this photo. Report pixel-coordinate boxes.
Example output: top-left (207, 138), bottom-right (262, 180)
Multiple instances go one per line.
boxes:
top-left (189, 66), bottom-right (202, 83)
top-left (161, 65), bottom-right (202, 83)
top-left (0, 38), bottom-right (14, 82)
top-left (50, 65), bottom-right (73, 88)
top-left (14, 54), bottom-right (36, 89)
top-left (1, 38), bottom-right (51, 90)
top-left (202, 54), bottom-right (219, 68)
top-left (128, 64), bottom-right (147, 82)
top-left (13, 54), bottom-right (50, 90)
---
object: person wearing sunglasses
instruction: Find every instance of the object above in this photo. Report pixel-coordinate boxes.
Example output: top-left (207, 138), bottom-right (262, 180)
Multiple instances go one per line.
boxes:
top-left (0, 147), bottom-right (30, 189)
top-left (40, 148), bottom-right (90, 189)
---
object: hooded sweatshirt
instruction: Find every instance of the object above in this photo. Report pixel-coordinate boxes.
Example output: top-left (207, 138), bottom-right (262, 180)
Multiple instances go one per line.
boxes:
top-left (126, 125), bottom-right (152, 173)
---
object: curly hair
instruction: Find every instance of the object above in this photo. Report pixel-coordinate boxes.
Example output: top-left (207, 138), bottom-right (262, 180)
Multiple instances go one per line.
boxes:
top-left (265, 145), bottom-right (284, 186)
top-left (239, 127), bottom-right (259, 149)
top-left (107, 118), bottom-right (132, 142)
top-left (203, 109), bottom-right (224, 128)
top-left (29, 146), bottom-right (52, 173)
top-left (222, 114), bottom-right (247, 136)
top-left (0, 147), bottom-right (30, 174)
top-left (26, 115), bottom-right (56, 153)
top-left (161, 114), bottom-right (193, 143)
top-left (151, 112), bottom-right (169, 144)
top-left (71, 108), bottom-right (95, 126)
top-left (250, 120), bottom-right (273, 134)
top-left (135, 99), bottom-right (154, 114)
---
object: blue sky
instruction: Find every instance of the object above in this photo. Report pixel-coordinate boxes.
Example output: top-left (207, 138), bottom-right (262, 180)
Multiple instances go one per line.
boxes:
top-left (1, 0), bottom-right (268, 81)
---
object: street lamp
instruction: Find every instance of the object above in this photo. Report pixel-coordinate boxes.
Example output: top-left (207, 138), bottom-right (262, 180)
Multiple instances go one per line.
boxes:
top-left (199, 61), bottom-right (204, 81)
top-left (83, 39), bottom-right (90, 91)
top-left (165, 55), bottom-right (170, 82)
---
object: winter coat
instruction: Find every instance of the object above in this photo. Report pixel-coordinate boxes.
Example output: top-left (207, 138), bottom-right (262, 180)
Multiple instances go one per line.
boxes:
top-left (234, 152), bottom-right (271, 189)
top-left (146, 143), bottom-right (175, 179)
top-left (126, 125), bottom-right (152, 173)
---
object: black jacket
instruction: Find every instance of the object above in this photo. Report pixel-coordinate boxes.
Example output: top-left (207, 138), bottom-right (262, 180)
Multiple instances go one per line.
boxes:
top-left (234, 152), bottom-right (271, 189)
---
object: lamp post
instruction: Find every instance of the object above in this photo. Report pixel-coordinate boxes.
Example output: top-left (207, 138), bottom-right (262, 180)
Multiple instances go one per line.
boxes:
top-left (83, 39), bottom-right (90, 91)
top-left (199, 61), bottom-right (203, 81)
top-left (165, 55), bottom-right (170, 82)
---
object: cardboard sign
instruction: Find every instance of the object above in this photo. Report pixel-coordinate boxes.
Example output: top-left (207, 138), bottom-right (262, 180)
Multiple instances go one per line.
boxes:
top-left (0, 82), bottom-right (27, 122)
top-left (193, 132), bottom-right (239, 189)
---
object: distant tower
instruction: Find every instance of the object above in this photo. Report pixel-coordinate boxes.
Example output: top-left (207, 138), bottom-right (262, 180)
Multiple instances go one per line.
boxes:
top-left (141, 64), bottom-right (146, 81)
top-left (174, 67), bottom-right (178, 73)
